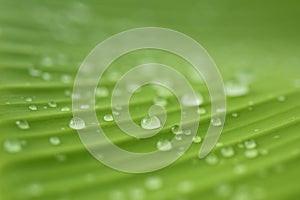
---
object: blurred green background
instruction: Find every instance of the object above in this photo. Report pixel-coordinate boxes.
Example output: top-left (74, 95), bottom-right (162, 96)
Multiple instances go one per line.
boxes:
top-left (0, 0), bottom-right (300, 199)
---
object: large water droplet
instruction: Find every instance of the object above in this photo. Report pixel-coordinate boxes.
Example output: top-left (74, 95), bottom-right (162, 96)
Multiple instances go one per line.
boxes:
top-left (211, 117), bottom-right (223, 127)
top-left (104, 114), bottom-right (114, 122)
top-left (181, 93), bottom-right (203, 106)
top-left (16, 120), bottom-right (30, 130)
top-left (49, 136), bottom-right (61, 146)
top-left (28, 105), bottom-right (38, 111)
top-left (141, 116), bottom-right (161, 130)
top-left (3, 139), bottom-right (22, 153)
top-left (221, 146), bottom-right (235, 158)
top-left (225, 81), bottom-right (249, 97)
top-left (156, 139), bottom-right (172, 151)
top-left (69, 117), bottom-right (85, 130)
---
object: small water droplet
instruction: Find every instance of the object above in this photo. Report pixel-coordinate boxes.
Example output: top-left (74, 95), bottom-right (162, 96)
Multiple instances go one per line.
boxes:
top-left (49, 136), bottom-right (61, 146)
top-left (181, 93), bottom-right (203, 106)
top-left (277, 95), bottom-right (286, 102)
top-left (41, 56), bottom-right (54, 67)
top-left (197, 107), bottom-right (206, 115)
top-left (42, 72), bottom-right (52, 81)
top-left (153, 96), bottom-right (167, 107)
top-left (61, 107), bottom-right (70, 112)
top-left (171, 125), bottom-right (182, 135)
top-left (96, 87), bottom-right (109, 97)
top-left (61, 74), bottom-right (72, 83)
top-left (3, 139), bottom-right (22, 153)
top-left (16, 120), bottom-right (30, 130)
top-left (80, 104), bottom-right (90, 109)
top-left (28, 105), bottom-right (38, 111)
top-left (25, 97), bottom-right (33, 102)
top-left (244, 149), bottom-right (258, 158)
top-left (28, 67), bottom-right (41, 77)
top-left (211, 117), bottom-right (223, 127)
top-left (27, 183), bottom-right (43, 197)
top-left (145, 176), bottom-right (163, 190)
top-left (178, 180), bottom-right (194, 194)
top-left (64, 90), bottom-right (71, 97)
top-left (104, 114), bottom-right (114, 122)
top-left (233, 164), bottom-right (247, 175)
top-left (273, 135), bottom-right (280, 139)
top-left (193, 136), bottom-right (202, 143)
top-left (175, 135), bottom-right (183, 141)
top-left (232, 112), bottom-right (238, 117)
top-left (69, 117), bottom-right (85, 130)
top-left (254, 128), bottom-right (260, 132)
top-left (48, 101), bottom-right (57, 108)
top-left (244, 139), bottom-right (256, 149)
top-left (141, 116), bottom-right (161, 130)
top-left (225, 81), bottom-right (249, 97)
top-left (220, 146), bottom-right (235, 158)
top-left (204, 154), bottom-right (219, 165)
top-left (156, 139), bottom-right (172, 151)
top-left (183, 129), bottom-right (192, 136)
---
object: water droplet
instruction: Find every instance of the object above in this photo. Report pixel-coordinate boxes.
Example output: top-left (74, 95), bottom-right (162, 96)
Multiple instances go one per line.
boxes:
top-left (3, 139), bottom-right (22, 153)
top-left (216, 142), bottom-right (223, 147)
top-left (129, 187), bottom-right (145, 200)
top-left (42, 72), bottom-right (52, 81)
top-left (277, 95), bottom-right (286, 102)
top-left (141, 116), bottom-right (161, 130)
top-left (197, 107), bottom-right (206, 115)
top-left (69, 117), bottom-right (85, 130)
top-left (233, 164), bottom-right (247, 175)
top-left (41, 56), bottom-right (54, 67)
top-left (175, 135), bottom-right (182, 141)
top-left (48, 101), bottom-right (57, 108)
top-left (232, 112), bottom-right (238, 117)
top-left (178, 180), bottom-right (194, 193)
top-left (145, 176), bottom-right (163, 190)
top-left (193, 136), bottom-right (202, 143)
top-left (244, 149), bottom-right (258, 158)
top-left (112, 111), bottom-right (119, 116)
top-left (183, 129), bottom-right (192, 136)
top-left (171, 125), bottom-right (182, 135)
top-left (254, 128), bottom-right (260, 132)
top-left (16, 120), bottom-right (30, 130)
top-left (204, 154), bottom-right (219, 165)
top-left (109, 190), bottom-right (125, 200)
top-left (273, 135), bottom-right (280, 139)
top-left (211, 117), bottom-right (223, 127)
top-left (61, 74), bottom-right (72, 83)
top-left (28, 67), bottom-right (41, 77)
top-left (80, 104), bottom-right (90, 109)
top-left (49, 136), bottom-right (61, 146)
top-left (64, 90), bottom-right (71, 97)
top-left (220, 146), bottom-right (235, 158)
top-left (156, 139), bottom-right (172, 151)
top-left (244, 139), bottom-right (256, 149)
top-left (27, 183), bottom-right (43, 197)
top-left (96, 87), bottom-right (109, 97)
top-left (225, 81), bottom-right (249, 97)
top-left (28, 105), bottom-right (38, 111)
top-left (104, 114), bottom-right (114, 122)
top-left (153, 96), bottom-right (167, 107)
top-left (25, 97), bottom-right (33, 102)
top-left (181, 93), bottom-right (203, 106)
top-left (61, 107), bottom-right (70, 112)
